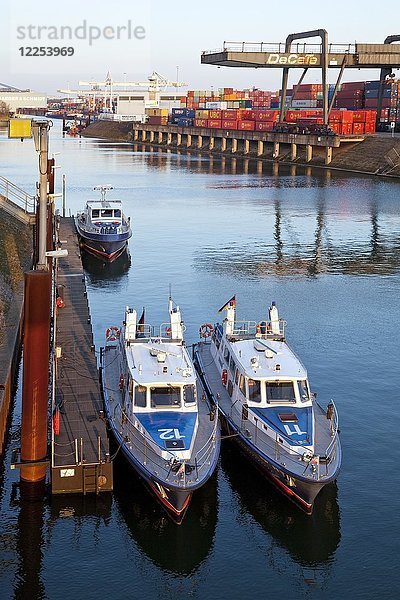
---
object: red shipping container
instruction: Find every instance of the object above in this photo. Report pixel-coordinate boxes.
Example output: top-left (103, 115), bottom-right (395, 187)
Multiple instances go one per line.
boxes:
top-left (295, 84), bottom-right (321, 92)
top-left (209, 110), bottom-right (222, 119)
top-left (239, 109), bottom-right (254, 120)
top-left (222, 110), bottom-right (239, 120)
top-left (238, 120), bottom-right (255, 131)
top-left (341, 82), bottom-right (365, 91)
top-left (340, 123), bottom-right (353, 135)
top-left (255, 121), bottom-right (275, 131)
top-left (336, 90), bottom-right (364, 98)
top-left (257, 110), bottom-right (280, 121)
top-left (329, 122), bottom-right (341, 134)
top-left (222, 119), bottom-right (238, 129)
top-left (352, 122), bottom-right (365, 134)
top-left (208, 119), bottom-right (222, 128)
top-left (364, 121), bottom-right (376, 133)
top-left (148, 116), bottom-right (168, 125)
top-left (294, 92), bottom-right (318, 100)
top-left (194, 118), bottom-right (208, 127)
top-left (329, 110), bottom-right (354, 123)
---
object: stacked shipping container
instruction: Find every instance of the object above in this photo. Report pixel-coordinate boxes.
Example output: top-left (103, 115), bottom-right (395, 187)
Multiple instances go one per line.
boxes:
top-left (144, 80), bottom-right (400, 135)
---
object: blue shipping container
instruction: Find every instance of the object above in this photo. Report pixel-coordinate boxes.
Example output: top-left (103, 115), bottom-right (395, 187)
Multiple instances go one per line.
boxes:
top-left (365, 89), bottom-right (391, 99)
top-left (176, 117), bottom-right (193, 127)
top-left (172, 108), bottom-right (195, 118)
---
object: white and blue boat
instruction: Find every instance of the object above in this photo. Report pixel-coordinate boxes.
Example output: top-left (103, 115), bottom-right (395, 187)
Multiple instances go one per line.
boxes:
top-left (101, 298), bottom-right (220, 523)
top-left (75, 185), bottom-right (132, 262)
top-left (194, 296), bottom-right (341, 514)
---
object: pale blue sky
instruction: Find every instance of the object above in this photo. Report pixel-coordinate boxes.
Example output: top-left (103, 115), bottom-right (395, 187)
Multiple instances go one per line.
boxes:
top-left (1, 0), bottom-right (400, 94)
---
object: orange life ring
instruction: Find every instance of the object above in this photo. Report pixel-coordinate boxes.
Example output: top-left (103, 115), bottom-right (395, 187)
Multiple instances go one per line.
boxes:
top-left (221, 369), bottom-right (228, 386)
top-left (199, 323), bottom-right (214, 338)
top-left (56, 296), bottom-right (65, 309)
top-left (165, 327), bottom-right (172, 337)
top-left (106, 326), bottom-right (120, 342)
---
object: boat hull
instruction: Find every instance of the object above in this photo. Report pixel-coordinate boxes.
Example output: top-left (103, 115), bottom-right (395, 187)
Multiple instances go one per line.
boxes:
top-left (219, 413), bottom-right (323, 514)
top-left (75, 220), bottom-right (131, 262)
top-left (108, 419), bottom-right (193, 524)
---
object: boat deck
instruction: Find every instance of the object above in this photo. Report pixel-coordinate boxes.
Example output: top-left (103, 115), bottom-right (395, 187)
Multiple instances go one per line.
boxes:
top-left (195, 341), bottom-right (337, 480)
top-left (51, 217), bottom-right (113, 494)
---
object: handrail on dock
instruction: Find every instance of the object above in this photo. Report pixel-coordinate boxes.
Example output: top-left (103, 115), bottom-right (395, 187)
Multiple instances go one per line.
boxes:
top-left (0, 175), bottom-right (36, 214)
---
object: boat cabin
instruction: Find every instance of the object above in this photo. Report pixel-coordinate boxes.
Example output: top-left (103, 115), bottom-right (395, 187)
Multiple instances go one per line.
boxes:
top-left (86, 200), bottom-right (123, 226)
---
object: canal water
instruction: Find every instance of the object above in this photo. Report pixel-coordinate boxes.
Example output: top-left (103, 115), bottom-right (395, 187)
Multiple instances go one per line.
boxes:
top-left (1, 121), bottom-right (399, 599)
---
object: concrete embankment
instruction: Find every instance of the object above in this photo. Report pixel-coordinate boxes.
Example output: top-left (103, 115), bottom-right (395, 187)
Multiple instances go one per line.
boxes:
top-left (82, 120), bottom-right (133, 142)
top-left (0, 209), bottom-right (32, 455)
top-left (83, 120), bottom-right (400, 177)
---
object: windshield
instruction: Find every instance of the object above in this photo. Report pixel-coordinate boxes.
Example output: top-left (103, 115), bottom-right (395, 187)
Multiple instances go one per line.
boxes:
top-left (297, 380), bottom-right (310, 402)
top-left (150, 386), bottom-right (181, 408)
top-left (266, 382), bottom-right (296, 403)
top-left (183, 384), bottom-right (196, 405)
top-left (248, 379), bottom-right (262, 403)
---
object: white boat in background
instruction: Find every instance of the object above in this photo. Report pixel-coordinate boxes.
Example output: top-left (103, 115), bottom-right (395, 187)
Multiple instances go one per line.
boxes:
top-left (101, 298), bottom-right (220, 523)
top-left (75, 185), bottom-right (132, 262)
top-left (194, 296), bottom-right (341, 514)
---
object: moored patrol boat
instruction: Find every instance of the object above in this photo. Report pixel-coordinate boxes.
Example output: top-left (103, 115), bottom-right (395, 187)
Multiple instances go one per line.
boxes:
top-left (75, 185), bottom-right (132, 261)
top-left (194, 296), bottom-right (341, 514)
top-left (101, 298), bottom-right (220, 523)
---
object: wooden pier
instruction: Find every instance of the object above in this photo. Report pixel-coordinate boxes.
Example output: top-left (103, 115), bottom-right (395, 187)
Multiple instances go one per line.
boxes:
top-left (51, 217), bottom-right (113, 494)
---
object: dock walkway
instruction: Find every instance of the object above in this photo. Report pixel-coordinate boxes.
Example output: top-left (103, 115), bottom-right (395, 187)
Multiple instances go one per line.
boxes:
top-left (52, 217), bottom-right (112, 494)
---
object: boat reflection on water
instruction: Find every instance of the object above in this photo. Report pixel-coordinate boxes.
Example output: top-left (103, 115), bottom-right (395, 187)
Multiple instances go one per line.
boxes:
top-left (81, 248), bottom-right (131, 283)
top-left (221, 443), bottom-right (341, 567)
top-left (112, 452), bottom-right (218, 575)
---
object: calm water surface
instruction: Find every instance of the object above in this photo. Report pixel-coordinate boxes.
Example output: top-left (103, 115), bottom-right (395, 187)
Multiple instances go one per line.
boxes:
top-left (0, 121), bottom-right (399, 599)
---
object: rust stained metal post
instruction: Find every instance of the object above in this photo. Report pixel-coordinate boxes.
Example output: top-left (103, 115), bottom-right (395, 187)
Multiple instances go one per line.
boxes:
top-left (20, 270), bottom-right (51, 484)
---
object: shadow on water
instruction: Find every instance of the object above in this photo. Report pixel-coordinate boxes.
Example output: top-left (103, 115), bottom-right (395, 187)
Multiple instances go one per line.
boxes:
top-left (221, 442), bottom-right (340, 567)
top-left (112, 449), bottom-right (218, 575)
top-left (81, 249), bottom-right (131, 286)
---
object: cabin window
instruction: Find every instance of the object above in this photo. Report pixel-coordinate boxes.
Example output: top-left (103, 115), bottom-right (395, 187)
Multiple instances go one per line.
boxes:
top-left (266, 382), bottom-right (296, 404)
top-left (114, 209), bottom-right (121, 218)
top-left (248, 379), bottom-right (262, 403)
top-left (235, 369), bottom-right (239, 385)
top-left (91, 209), bottom-right (100, 218)
top-left (239, 375), bottom-right (246, 396)
top-left (150, 386), bottom-right (181, 408)
top-left (297, 380), bottom-right (310, 403)
top-left (183, 384), bottom-right (196, 405)
top-left (229, 355), bottom-right (236, 376)
top-left (101, 209), bottom-right (113, 218)
top-left (134, 385), bottom-right (147, 408)
top-left (224, 346), bottom-right (230, 364)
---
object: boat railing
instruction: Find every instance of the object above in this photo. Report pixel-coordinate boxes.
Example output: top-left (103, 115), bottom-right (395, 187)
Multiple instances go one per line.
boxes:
top-left (230, 400), bottom-right (339, 480)
top-left (230, 319), bottom-right (286, 340)
top-left (0, 175), bottom-right (36, 214)
top-left (76, 214), bottom-right (130, 235)
top-left (192, 403), bottom-right (220, 476)
top-left (114, 404), bottom-right (216, 487)
top-left (126, 322), bottom-right (187, 341)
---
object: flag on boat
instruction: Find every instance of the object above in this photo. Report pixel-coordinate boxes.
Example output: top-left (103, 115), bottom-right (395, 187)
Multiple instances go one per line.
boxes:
top-left (137, 307), bottom-right (145, 333)
top-left (218, 295), bottom-right (236, 313)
